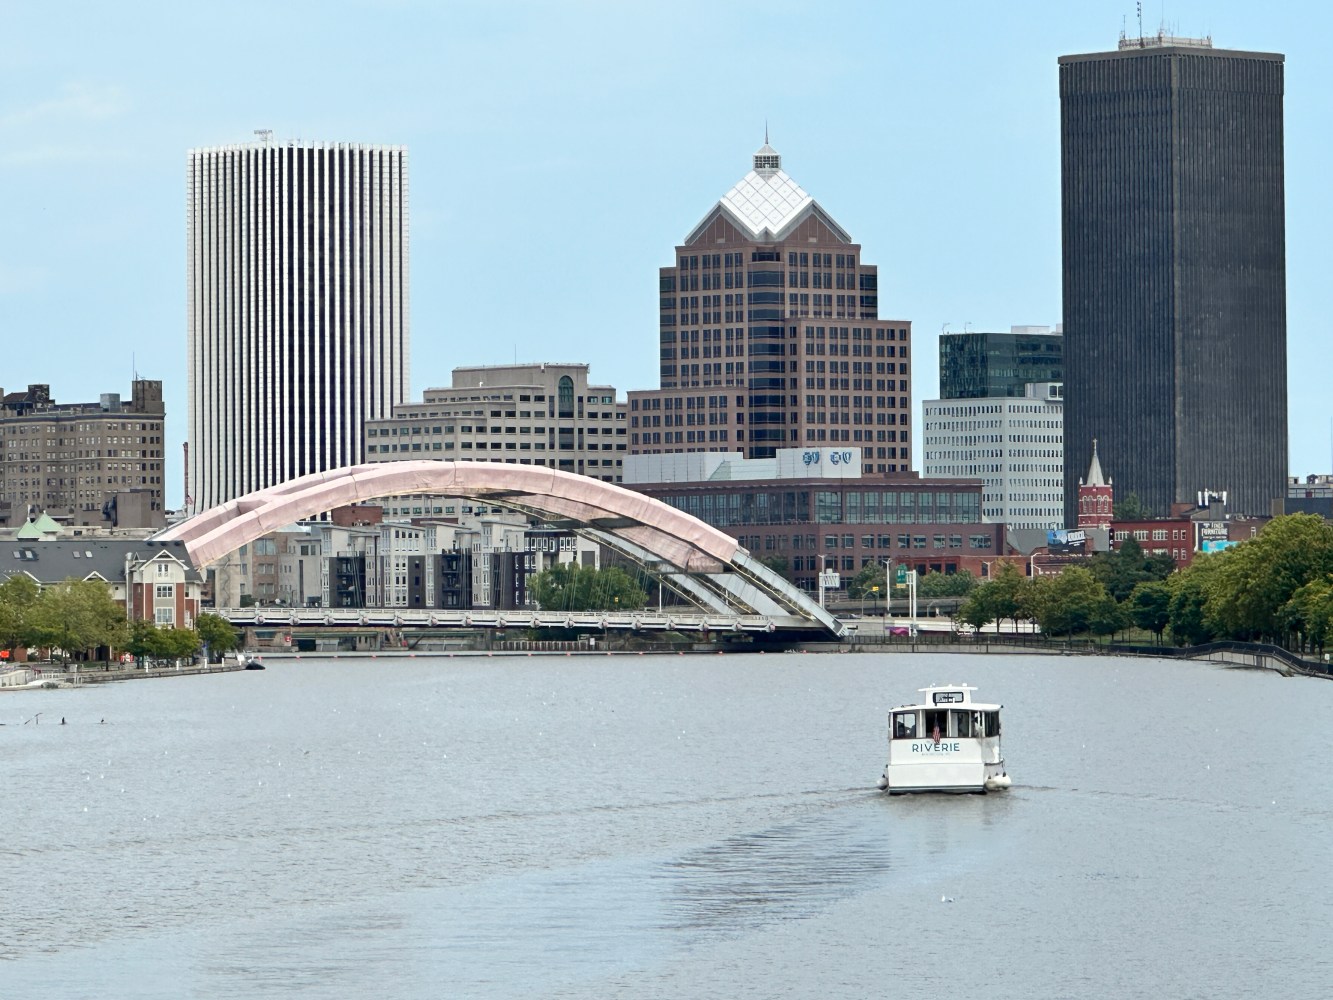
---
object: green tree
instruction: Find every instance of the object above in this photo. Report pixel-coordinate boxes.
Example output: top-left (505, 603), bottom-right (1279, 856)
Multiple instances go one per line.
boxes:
top-left (846, 561), bottom-right (888, 599)
top-left (28, 579), bottom-right (126, 662)
top-left (1113, 492), bottom-right (1150, 520)
top-left (1166, 555), bottom-right (1223, 646)
top-left (1278, 577), bottom-right (1333, 654)
top-left (1090, 536), bottom-right (1167, 602)
top-left (917, 570), bottom-right (977, 599)
top-left (756, 553), bottom-right (789, 576)
top-left (1125, 581), bottom-right (1172, 642)
top-left (1143, 551), bottom-right (1177, 581)
top-left (956, 563), bottom-right (1030, 633)
top-left (957, 585), bottom-right (999, 632)
top-left (126, 619), bottom-right (162, 665)
top-left (124, 622), bottom-right (200, 666)
top-left (0, 575), bottom-right (41, 653)
top-left (988, 562), bottom-right (1029, 632)
top-left (530, 564), bottom-right (647, 612)
top-left (1206, 514), bottom-right (1333, 642)
top-left (196, 613), bottom-right (242, 657)
top-left (161, 627), bottom-right (202, 661)
top-left (1029, 566), bottom-right (1122, 637)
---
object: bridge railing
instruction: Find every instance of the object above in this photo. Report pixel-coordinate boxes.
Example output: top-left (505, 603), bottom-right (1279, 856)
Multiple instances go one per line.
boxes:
top-left (214, 607), bottom-right (831, 634)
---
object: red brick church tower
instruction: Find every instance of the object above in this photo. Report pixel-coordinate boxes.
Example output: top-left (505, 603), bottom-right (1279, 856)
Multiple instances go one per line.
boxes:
top-left (1077, 439), bottom-right (1113, 531)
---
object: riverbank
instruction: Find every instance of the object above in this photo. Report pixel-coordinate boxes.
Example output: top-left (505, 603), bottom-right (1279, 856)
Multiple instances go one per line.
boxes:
top-left (1, 660), bottom-right (247, 690)
top-left (5, 636), bottom-right (1328, 691)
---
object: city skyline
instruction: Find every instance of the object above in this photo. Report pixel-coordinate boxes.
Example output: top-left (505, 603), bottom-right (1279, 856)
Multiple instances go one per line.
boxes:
top-left (3, 2), bottom-right (1331, 510)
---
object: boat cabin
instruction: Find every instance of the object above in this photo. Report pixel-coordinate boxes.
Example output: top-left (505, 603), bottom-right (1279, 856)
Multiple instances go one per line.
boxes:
top-left (890, 685), bottom-right (1001, 743)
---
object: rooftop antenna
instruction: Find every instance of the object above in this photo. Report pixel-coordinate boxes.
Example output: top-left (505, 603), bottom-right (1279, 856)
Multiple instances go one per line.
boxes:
top-left (1137, 1), bottom-right (1144, 45)
top-left (764, 120), bottom-right (769, 145)
top-left (254, 128), bottom-right (272, 145)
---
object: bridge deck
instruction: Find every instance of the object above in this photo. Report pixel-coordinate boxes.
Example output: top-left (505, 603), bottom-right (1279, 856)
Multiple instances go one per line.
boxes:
top-left (218, 607), bottom-right (836, 635)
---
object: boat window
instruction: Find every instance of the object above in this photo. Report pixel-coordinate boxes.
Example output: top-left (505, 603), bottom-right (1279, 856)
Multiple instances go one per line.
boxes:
top-left (892, 712), bottom-right (918, 739)
top-left (982, 711), bottom-right (1001, 738)
top-left (954, 710), bottom-right (973, 738)
top-left (923, 709), bottom-right (948, 738)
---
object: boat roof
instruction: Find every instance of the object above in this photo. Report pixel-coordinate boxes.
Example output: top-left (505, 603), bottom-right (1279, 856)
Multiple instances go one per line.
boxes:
top-left (890, 684), bottom-right (1002, 712)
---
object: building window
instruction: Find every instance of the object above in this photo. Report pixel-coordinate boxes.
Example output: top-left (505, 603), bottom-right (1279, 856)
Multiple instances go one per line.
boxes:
top-left (558, 376), bottom-right (574, 418)
top-left (155, 584), bottom-right (174, 599)
top-left (154, 607), bottom-right (174, 625)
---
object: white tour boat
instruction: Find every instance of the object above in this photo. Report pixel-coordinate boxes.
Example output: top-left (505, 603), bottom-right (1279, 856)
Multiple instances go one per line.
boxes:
top-left (876, 684), bottom-right (1011, 794)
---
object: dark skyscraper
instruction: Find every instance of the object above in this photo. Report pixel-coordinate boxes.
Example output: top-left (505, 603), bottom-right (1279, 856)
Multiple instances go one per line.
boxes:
top-left (1059, 34), bottom-right (1287, 521)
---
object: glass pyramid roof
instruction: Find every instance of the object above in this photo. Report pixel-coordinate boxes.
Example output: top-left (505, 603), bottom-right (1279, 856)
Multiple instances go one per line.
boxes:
top-left (685, 143), bottom-right (850, 244)
top-left (720, 167), bottom-right (813, 239)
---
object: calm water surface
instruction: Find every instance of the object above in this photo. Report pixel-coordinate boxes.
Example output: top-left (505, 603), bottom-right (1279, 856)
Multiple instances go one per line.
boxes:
top-left (3, 651), bottom-right (1330, 999)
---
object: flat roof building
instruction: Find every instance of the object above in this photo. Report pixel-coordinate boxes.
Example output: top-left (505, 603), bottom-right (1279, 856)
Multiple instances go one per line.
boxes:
top-left (187, 139), bottom-right (410, 511)
top-left (938, 326), bottom-right (1063, 400)
top-left (0, 380), bottom-right (166, 529)
top-left (924, 381), bottom-right (1064, 531)
top-left (364, 363), bottom-right (628, 492)
top-left (624, 447), bottom-right (998, 593)
top-left (1060, 35), bottom-right (1287, 519)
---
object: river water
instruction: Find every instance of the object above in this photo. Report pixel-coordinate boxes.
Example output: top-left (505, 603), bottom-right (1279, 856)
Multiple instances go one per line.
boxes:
top-left (3, 651), bottom-right (1330, 999)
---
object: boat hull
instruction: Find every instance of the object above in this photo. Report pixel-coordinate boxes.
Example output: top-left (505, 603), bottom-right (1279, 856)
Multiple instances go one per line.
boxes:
top-left (879, 758), bottom-right (1009, 795)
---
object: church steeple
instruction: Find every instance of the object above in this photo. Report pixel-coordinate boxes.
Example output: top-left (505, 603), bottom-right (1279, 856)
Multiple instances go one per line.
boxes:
top-left (1076, 438), bottom-right (1114, 531)
top-left (1084, 437), bottom-right (1108, 487)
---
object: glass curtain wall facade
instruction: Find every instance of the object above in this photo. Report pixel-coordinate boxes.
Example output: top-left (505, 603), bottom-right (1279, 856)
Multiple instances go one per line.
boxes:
top-left (939, 328), bottom-right (1063, 399)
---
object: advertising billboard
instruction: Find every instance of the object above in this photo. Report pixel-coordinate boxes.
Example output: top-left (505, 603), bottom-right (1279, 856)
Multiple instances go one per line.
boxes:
top-left (1197, 522), bottom-right (1234, 553)
top-left (1046, 528), bottom-right (1087, 554)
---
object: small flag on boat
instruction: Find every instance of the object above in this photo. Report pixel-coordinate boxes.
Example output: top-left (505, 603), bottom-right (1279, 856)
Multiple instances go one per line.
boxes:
top-left (932, 724), bottom-right (941, 746)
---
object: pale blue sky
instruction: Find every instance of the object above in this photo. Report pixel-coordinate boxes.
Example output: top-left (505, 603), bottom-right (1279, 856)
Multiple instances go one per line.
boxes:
top-left (3, 1), bottom-right (1329, 507)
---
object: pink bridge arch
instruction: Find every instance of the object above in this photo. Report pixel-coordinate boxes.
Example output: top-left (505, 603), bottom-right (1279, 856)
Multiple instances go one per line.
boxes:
top-left (156, 461), bottom-right (840, 629)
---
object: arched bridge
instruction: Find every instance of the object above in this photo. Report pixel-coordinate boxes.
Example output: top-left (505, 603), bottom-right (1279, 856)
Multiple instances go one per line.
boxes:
top-left (156, 461), bottom-right (845, 638)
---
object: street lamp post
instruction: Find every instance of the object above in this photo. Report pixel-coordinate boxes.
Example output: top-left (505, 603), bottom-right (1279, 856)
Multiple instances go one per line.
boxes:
top-left (123, 552), bottom-right (134, 623)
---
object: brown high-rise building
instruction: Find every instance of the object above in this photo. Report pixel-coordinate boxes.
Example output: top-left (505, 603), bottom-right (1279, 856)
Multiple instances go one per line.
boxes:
top-left (629, 143), bottom-right (912, 472)
top-left (0, 379), bottom-right (166, 529)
